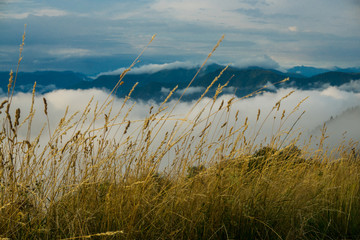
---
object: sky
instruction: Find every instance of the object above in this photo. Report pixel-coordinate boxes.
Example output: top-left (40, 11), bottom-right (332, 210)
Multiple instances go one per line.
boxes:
top-left (0, 0), bottom-right (360, 75)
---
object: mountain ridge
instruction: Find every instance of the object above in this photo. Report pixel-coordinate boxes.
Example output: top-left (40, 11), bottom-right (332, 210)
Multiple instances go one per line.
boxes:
top-left (1, 65), bottom-right (359, 101)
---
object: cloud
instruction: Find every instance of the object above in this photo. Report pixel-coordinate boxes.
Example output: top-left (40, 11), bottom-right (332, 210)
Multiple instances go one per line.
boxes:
top-left (95, 61), bottom-right (198, 78)
top-left (222, 86), bottom-right (237, 94)
top-left (176, 87), bottom-right (206, 96)
top-left (338, 79), bottom-right (360, 92)
top-left (288, 26), bottom-right (298, 32)
top-left (320, 86), bottom-right (345, 100)
top-left (0, 0), bottom-right (26, 3)
top-left (0, 8), bottom-right (68, 19)
top-left (264, 81), bottom-right (277, 91)
top-left (1, 0), bottom-right (360, 74)
top-left (18, 84), bottom-right (57, 93)
top-left (151, 0), bottom-right (260, 29)
top-left (350, 0), bottom-right (360, 8)
top-left (232, 55), bottom-right (280, 70)
top-left (150, 0), bottom-right (360, 37)
top-left (316, 105), bottom-right (360, 149)
top-left (3, 84), bottom-right (359, 164)
top-left (32, 8), bottom-right (68, 17)
top-left (48, 48), bottom-right (93, 58)
top-left (161, 86), bottom-right (207, 97)
top-left (160, 87), bottom-right (171, 94)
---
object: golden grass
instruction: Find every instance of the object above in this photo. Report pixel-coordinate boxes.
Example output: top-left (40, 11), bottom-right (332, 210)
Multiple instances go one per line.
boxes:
top-left (0, 32), bottom-right (359, 239)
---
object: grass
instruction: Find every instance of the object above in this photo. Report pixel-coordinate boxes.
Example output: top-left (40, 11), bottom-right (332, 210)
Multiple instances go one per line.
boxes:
top-left (1, 31), bottom-right (360, 239)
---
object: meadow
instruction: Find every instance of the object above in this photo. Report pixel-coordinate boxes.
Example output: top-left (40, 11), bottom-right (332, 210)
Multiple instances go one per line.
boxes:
top-left (1, 33), bottom-right (359, 240)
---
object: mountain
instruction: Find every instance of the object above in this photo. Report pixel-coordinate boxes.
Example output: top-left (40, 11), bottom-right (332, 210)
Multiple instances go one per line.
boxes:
top-left (0, 71), bottom-right (90, 94)
top-left (72, 67), bottom-right (200, 100)
top-left (287, 66), bottom-right (331, 77)
top-left (332, 67), bottom-right (360, 74)
top-left (194, 67), bottom-right (293, 88)
top-left (72, 66), bottom-right (294, 100)
top-left (1, 66), bottom-right (360, 101)
top-left (300, 72), bottom-right (360, 89)
top-left (74, 66), bottom-right (360, 101)
top-left (287, 66), bottom-right (360, 78)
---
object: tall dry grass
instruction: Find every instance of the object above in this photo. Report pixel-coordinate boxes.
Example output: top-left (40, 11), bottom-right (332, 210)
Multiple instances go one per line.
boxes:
top-left (0, 31), bottom-right (359, 240)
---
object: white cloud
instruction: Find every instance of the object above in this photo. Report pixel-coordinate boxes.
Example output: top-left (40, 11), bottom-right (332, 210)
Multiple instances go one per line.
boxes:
top-left (161, 87), bottom-right (171, 94)
top-left (0, 0), bottom-right (26, 5)
top-left (176, 87), bottom-right (206, 96)
top-left (222, 86), bottom-right (237, 94)
top-left (48, 48), bottom-right (92, 58)
top-left (288, 26), bottom-right (298, 32)
top-left (232, 55), bottom-right (280, 70)
top-left (320, 86), bottom-right (345, 100)
top-left (264, 81), bottom-right (277, 91)
top-left (95, 61), bottom-right (197, 78)
top-left (3, 85), bottom-right (359, 165)
top-left (150, 0), bottom-right (359, 37)
top-left (0, 8), bottom-right (68, 19)
top-left (1, 0), bottom-right (360, 73)
top-left (338, 79), bottom-right (360, 92)
top-left (161, 86), bottom-right (207, 97)
top-left (316, 105), bottom-right (360, 149)
top-left (33, 8), bottom-right (67, 17)
top-left (151, 0), bottom-right (261, 29)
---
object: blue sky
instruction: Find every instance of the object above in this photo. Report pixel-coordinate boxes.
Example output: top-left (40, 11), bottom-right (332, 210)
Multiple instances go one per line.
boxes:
top-left (1, 0), bottom-right (360, 75)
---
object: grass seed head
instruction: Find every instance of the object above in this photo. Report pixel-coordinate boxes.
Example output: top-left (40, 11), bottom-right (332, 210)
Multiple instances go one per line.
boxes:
top-left (43, 97), bottom-right (48, 115)
top-left (7, 70), bottom-right (13, 94)
top-left (257, 109), bottom-right (261, 121)
top-left (0, 100), bottom-right (8, 110)
top-left (124, 120), bottom-right (131, 135)
top-left (14, 108), bottom-right (20, 127)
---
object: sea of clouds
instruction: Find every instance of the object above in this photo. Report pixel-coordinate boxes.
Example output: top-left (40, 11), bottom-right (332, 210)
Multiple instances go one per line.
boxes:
top-left (2, 83), bottom-right (359, 158)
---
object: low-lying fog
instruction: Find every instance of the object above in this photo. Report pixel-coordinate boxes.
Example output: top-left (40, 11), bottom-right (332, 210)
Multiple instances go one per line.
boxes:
top-left (2, 84), bottom-right (360, 163)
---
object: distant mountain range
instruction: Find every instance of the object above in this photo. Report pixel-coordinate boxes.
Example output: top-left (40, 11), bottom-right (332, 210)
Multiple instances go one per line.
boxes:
top-left (286, 66), bottom-right (360, 77)
top-left (1, 65), bottom-right (360, 101)
top-left (0, 71), bottom-right (90, 94)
